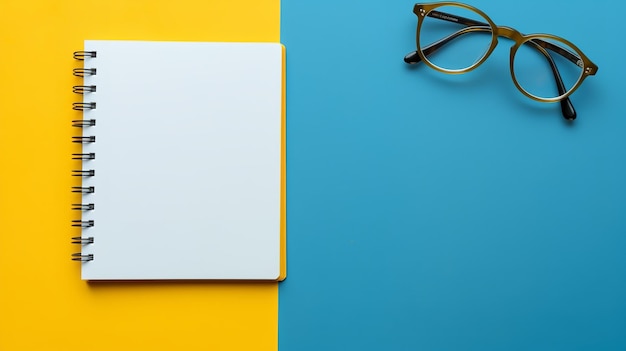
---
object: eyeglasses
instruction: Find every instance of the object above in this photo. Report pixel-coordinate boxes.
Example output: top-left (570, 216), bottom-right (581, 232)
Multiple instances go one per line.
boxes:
top-left (404, 2), bottom-right (598, 120)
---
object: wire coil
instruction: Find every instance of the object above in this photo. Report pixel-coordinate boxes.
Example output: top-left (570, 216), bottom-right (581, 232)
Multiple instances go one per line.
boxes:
top-left (73, 68), bottom-right (96, 77)
top-left (72, 220), bottom-right (94, 228)
top-left (72, 203), bottom-right (95, 211)
top-left (72, 153), bottom-right (95, 160)
top-left (72, 49), bottom-right (97, 262)
top-left (73, 85), bottom-right (97, 94)
top-left (73, 51), bottom-right (97, 60)
top-left (71, 186), bottom-right (95, 194)
top-left (72, 170), bottom-right (95, 177)
top-left (71, 253), bottom-right (94, 262)
top-left (72, 236), bottom-right (95, 245)
top-left (72, 102), bottom-right (96, 111)
top-left (72, 136), bottom-right (96, 143)
top-left (72, 119), bottom-right (96, 128)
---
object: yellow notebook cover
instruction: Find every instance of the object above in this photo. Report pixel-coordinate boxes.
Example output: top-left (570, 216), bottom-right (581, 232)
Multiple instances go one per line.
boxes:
top-left (0, 0), bottom-right (281, 350)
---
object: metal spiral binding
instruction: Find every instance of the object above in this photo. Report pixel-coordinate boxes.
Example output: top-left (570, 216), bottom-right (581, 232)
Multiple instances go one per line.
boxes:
top-left (71, 186), bottom-right (95, 193)
top-left (72, 136), bottom-right (95, 143)
top-left (72, 203), bottom-right (95, 211)
top-left (71, 253), bottom-right (94, 262)
top-left (72, 119), bottom-right (96, 128)
top-left (72, 220), bottom-right (94, 228)
top-left (72, 102), bottom-right (96, 111)
top-left (72, 170), bottom-right (95, 177)
top-left (72, 153), bottom-right (95, 160)
top-left (73, 85), bottom-right (97, 94)
top-left (72, 236), bottom-right (95, 245)
top-left (73, 51), bottom-right (97, 60)
top-left (72, 49), bottom-right (97, 262)
top-left (73, 68), bottom-right (96, 77)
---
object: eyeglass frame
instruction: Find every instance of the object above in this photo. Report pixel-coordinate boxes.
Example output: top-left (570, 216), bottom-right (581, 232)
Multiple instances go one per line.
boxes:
top-left (404, 2), bottom-right (598, 120)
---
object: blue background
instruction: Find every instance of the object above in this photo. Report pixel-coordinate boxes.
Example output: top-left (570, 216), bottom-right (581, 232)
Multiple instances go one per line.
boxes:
top-left (280, 1), bottom-right (626, 350)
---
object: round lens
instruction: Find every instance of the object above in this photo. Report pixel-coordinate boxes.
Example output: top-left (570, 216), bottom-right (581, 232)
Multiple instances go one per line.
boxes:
top-left (418, 5), bottom-right (494, 72)
top-left (512, 37), bottom-right (583, 100)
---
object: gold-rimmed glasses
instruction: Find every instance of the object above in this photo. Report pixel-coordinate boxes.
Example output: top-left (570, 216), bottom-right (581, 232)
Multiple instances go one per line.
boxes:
top-left (404, 2), bottom-right (598, 120)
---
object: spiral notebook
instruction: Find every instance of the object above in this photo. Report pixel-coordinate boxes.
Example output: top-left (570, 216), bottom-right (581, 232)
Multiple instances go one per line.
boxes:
top-left (71, 40), bottom-right (286, 280)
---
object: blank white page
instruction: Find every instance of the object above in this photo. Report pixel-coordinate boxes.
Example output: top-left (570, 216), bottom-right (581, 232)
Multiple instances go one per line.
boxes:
top-left (78, 41), bottom-right (283, 280)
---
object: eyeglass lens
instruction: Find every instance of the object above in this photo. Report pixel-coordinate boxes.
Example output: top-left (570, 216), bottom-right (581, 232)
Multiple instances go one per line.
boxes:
top-left (418, 5), bottom-right (493, 71)
top-left (513, 38), bottom-right (583, 99)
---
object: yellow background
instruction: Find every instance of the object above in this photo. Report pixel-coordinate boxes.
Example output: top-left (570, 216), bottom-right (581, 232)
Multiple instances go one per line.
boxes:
top-left (0, 1), bottom-right (280, 350)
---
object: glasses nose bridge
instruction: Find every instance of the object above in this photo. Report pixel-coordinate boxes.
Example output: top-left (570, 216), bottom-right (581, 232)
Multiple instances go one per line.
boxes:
top-left (495, 26), bottom-right (524, 43)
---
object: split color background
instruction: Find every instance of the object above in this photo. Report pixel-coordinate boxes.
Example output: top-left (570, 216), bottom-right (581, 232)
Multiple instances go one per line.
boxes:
top-left (1, 0), bottom-right (625, 350)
